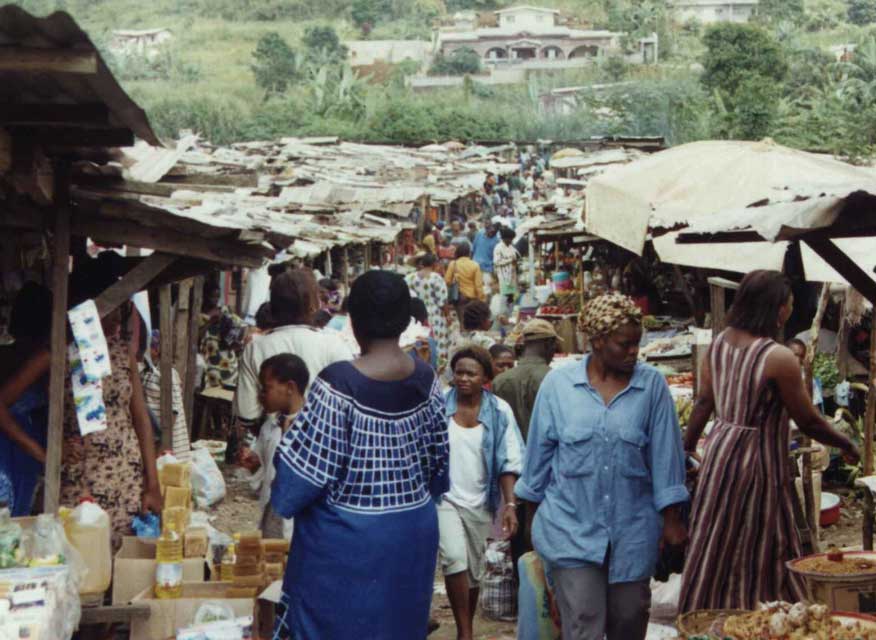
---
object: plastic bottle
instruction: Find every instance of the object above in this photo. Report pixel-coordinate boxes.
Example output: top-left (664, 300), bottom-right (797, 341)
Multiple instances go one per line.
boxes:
top-left (0, 506), bottom-right (22, 569)
top-left (63, 498), bottom-right (111, 606)
top-left (155, 520), bottom-right (183, 599)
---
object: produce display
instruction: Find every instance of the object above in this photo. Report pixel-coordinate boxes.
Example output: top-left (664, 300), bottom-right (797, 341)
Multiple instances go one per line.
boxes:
top-left (667, 372), bottom-right (694, 387)
top-left (675, 396), bottom-right (693, 428)
top-left (813, 353), bottom-right (841, 392)
top-left (793, 549), bottom-right (876, 576)
top-left (538, 292), bottom-right (581, 316)
top-left (718, 602), bottom-right (876, 640)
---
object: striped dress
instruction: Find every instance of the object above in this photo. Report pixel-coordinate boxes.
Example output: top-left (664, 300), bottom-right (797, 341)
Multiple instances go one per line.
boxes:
top-left (679, 332), bottom-right (806, 612)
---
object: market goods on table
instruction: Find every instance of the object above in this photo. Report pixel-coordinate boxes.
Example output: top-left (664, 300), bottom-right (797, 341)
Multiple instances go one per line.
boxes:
top-left (788, 552), bottom-right (876, 614)
top-left (640, 334), bottom-right (694, 360)
top-left (723, 602), bottom-right (876, 640)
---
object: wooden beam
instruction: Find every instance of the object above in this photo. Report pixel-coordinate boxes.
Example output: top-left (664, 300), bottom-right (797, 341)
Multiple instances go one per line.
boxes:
top-left (184, 276), bottom-right (204, 429)
top-left (73, 215), bottom-right (270, 268)
top-left (43, 167), bottom-right (71, 514)
top-left (32, 127), bottom-right (134, 149)
top-left (0, 205), bottom-right (270, 268)
top-left (159, 285), bottom-right (174, 451)
top-left (804, 238), bottom-right (876, 305)
top-left (0, 47), bottom-right (98, 74)
top-left (80, 604), bottom-right (150, 625)
top-left (0, 103), bottom-right (108, 126)
top-left (94, 253), bottom-right (177, 319)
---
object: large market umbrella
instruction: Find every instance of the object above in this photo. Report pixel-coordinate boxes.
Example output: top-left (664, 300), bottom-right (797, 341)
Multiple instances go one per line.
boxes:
top-left (585, 139), bottom-right (876, 261)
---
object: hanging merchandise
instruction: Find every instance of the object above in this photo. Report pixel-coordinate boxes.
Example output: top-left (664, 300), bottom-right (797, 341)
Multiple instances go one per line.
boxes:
top-left (67, 300), bottom-right (112, 381)
top-left (68, 344), bottom-right (107, 436)
top-left (67, 299), bottom-right (112, 436)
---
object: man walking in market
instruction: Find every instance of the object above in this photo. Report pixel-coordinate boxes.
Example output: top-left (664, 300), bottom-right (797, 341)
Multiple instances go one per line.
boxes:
top-left (493, 319), bottom-right (561, 578)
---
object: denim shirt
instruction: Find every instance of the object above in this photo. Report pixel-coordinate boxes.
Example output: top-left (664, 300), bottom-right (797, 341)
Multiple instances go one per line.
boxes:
top-left (514, 357), bottom-right (689, 583)
top-left (444, 388), bottom-right (524, 516)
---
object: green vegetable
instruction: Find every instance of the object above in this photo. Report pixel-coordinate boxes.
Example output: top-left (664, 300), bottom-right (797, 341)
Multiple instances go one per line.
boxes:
top-left (813, 353), bottom-right (841, 391)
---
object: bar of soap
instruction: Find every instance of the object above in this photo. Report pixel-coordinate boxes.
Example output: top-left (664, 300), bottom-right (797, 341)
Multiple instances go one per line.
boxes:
top-left (159, 462), bottom-right (190, 488)
top-left (233, 561), bottom-right (264, 577)
top-left (262, 539), bottom-right (289, 554)
top-left (184, 527), bottom-right (208, 558)
top-left (226, 586), bottom-right (259, 598)
top-left (264, 562), bottom-right (283, 579)
top-left (231, 573), bottom-right (266, 588)
top-left (164, 485), bottom-right (191, 510)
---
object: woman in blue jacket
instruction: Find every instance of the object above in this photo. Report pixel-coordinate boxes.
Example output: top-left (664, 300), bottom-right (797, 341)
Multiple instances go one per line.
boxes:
top-left (441, 346), bottom-right (524, 640)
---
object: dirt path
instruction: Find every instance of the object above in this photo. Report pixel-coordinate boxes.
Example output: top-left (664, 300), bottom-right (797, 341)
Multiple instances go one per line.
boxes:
top-left (214, 465), bottom-right (867, 639)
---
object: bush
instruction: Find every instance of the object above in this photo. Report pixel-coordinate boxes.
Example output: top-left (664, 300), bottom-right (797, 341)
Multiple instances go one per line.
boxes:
top-left (251, 32), bottom-right (301, 96)
top-left (849, 0), bottom-right (876, 26)
top-left (429, 48), bottom-right (481, 76)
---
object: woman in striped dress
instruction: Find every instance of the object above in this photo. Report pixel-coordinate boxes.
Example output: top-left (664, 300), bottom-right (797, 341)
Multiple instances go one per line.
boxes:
top-left (680, 270), bottom-right (858, 612)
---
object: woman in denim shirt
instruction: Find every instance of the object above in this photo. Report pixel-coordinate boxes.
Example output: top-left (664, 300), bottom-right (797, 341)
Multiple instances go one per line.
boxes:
top-left (440, 346), bottom-right (524, 640)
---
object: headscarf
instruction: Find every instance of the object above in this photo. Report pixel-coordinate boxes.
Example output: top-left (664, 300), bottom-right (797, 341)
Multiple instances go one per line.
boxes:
top-left (578, 292), bottom-right (642, 337)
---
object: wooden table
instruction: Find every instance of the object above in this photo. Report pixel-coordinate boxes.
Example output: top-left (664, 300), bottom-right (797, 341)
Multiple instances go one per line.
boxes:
top-left (193, 385), bottom-right (235, 442)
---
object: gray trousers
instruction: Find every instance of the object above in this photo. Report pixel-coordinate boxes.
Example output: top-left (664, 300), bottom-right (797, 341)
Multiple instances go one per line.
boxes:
top-left (552, 565), bottom-right (651, 640)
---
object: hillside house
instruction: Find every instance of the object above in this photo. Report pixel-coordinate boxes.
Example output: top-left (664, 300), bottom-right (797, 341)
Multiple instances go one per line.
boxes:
top-left (671, 0), bottom-right (759, 24)
top-left (346, 40), bottom-right (432, 67)
top-left (435, 5), bottom-right (623, 64)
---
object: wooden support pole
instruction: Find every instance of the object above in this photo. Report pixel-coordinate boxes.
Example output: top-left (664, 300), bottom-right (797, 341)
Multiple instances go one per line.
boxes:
top-left (342, 247), bottom-right (350, 291)
top-left (159, 285), bottom-right (174, 451)
top-left (801, 283), bottom-right (831, 552)
top-left (173, 279), bottom-right (193, 386)
top-left (865, 322), bottom-right (876, 477)
top-left (43, 166), bottom-right (71, 514)
top-left (184, 276), bottom-right (204, 430)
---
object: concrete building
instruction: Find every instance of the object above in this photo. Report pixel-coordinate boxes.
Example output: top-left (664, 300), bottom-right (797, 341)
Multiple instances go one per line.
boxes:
top-left (671, 0), bottom-right (759, 24)
top-left (346, 40), bottom-right (432, 67)
top-left (435, 5), bottom-right (623, 64)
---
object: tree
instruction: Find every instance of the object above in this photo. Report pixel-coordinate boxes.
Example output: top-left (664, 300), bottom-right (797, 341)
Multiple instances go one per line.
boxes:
top-left (725, 76), bottom-right (780, 140)
top-left (251, 32), bottom-right (300, 96)
top-left (429, 48), bottom-right (481, 76)
top-left (757, 0), bottom-right (804, 24)
top-left (351, 0), bottom-right (380, 34)
top-left (302, 26), bottom-right (348, 66)
top-left (849, 0), bottom-right (876, 26)
top-left (701, 23), bottom-right (788, 101)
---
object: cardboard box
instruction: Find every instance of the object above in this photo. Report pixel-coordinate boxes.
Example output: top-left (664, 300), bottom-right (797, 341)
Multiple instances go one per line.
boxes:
top-left (129, 581), bottom-right (256, 640)
top-left (112, 537), bottom-right (206, 605)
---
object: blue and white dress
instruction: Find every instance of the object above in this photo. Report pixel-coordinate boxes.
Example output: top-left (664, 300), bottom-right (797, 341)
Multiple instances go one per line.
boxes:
top-left (271, 358), bottom-right (449, 640)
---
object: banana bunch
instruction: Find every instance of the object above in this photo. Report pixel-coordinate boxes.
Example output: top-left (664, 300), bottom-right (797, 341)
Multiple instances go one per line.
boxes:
top-left (675, 396), bottom-right (693, 428)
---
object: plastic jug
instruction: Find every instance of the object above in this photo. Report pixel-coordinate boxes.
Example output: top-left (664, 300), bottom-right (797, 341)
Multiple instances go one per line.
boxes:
top-left (63, 498), bottom-right (111, 606)
top-left (155, 520), bottom-right (183, 599)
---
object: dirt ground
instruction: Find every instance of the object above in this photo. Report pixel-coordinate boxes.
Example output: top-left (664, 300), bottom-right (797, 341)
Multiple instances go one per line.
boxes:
top-left (210, 467), bottom-right (868, 640)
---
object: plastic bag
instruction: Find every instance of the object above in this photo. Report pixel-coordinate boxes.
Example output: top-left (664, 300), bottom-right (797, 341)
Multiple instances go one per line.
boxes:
top-left (480, 539), bottom-right (517, 621)
top-left (650, 574), bottom-right (681, 624)
top-left (191, 447), bottom-right (226, 509)
top-left (132, 512), bottom-right (161, 538)
top-left (194, 601), bottom-right (235, 624)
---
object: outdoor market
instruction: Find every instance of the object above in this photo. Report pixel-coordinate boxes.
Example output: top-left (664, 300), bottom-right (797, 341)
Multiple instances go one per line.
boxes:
top-left (5, 4), bottom-right (876, 640)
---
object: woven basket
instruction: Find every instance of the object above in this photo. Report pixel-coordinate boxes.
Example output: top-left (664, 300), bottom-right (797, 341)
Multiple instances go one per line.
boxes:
top-left (676, 609), bottom-right (747, 639)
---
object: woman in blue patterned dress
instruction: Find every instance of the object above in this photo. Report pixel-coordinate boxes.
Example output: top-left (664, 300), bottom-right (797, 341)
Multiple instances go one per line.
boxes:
top-left (406, 253), bottom-right (450, 372)
top-left (271, 270), bottom-right (450, 639)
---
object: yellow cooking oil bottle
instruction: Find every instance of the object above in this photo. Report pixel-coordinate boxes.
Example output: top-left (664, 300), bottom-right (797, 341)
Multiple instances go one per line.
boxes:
top-left (154, 520), bottom-right (183, 598)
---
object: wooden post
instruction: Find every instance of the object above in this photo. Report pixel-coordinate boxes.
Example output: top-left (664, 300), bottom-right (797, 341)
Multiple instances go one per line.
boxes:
top-left (43, 166), bottom-right (71, 514)
top-left (324, 251), bottom-right (332, 279)
top-left (173, 279), bottom-right (193, 385)
top-left (342, 247), bottom-right (350, 291)
top-left (416, 195), bottom-right (429, 241)
top-left (528, 232), bottom-right (536, 292)
top-left (801, 283), bottom-right (831, 552)
top-left (159, 284), bottom-right (174, 451)
top-left (865, 323), bottom-right (876, 477)
top-left (184, 276), bottom-right (204, 430)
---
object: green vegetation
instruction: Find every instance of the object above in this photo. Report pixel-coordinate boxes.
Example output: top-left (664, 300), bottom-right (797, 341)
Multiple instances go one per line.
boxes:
top-left (7, 0), bottom-right (876, 157)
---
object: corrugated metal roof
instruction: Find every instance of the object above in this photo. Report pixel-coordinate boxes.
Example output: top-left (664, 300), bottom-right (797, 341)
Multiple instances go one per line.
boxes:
top-left (0, 5), bottom-right (160, 146)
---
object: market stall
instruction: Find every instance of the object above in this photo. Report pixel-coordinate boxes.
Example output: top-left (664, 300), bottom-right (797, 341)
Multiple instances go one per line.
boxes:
top-left (0, 6), bottom-right (303, 637)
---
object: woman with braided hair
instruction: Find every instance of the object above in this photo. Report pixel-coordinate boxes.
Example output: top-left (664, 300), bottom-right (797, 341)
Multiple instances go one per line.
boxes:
top-left (514, 293), bottom-right (689, 640)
